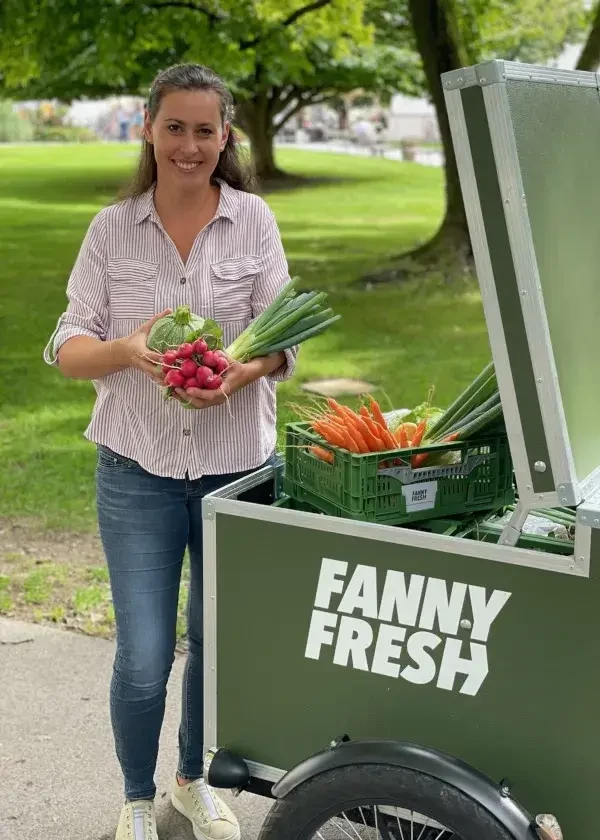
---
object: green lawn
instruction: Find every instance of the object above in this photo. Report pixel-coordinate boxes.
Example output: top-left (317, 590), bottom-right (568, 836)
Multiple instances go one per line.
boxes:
top-left (0, 143), bottom-right (491, 532)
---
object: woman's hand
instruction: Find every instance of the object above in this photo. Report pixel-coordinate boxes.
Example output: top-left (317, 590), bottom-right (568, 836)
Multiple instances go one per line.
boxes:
top-left (173, 352), bottom-right (285, 410)
top-left (117, 310), bottom-right (172, 383)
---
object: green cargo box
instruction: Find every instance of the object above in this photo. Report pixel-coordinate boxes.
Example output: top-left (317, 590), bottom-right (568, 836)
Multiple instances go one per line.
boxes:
top-left (283, 421), bottom-right (515, 526)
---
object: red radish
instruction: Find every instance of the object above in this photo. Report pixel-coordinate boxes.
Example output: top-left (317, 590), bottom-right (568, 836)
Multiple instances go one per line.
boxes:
top-left (184, 378), bottom-right (198, 390)
top-left (192, 338), bottom-right (208, 355)
top-left (165, 369), bottom-right (185, 388)
top-left (163, 350), bottom-right (178, 366)
top-left (195, 365), bottom-right (212, 387)
top-left (214, 356), bottom-right (228, 374)
top-left (162, 363), bottom-right (173, 375)
top-left (180, 358), bottom-right (198, 379)
top-left (204, 374), bottom-right (222, 390)
top-left (177, 343), bottom-right (194, 359)
top-left (202, 350), bottom-right (219, 369)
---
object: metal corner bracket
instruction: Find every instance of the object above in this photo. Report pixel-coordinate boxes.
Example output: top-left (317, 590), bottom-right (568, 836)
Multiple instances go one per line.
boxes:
top-left (577, 485), bottom-right (600, 527)
top-left (555, 481), bottom-right (579, 507)
top-left (442, 59), bottom-right (506, 92)
top-left (203, 499), bottom-right (216, 521)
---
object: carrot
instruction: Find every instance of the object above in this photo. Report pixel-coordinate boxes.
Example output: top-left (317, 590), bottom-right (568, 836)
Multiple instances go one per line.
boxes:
top-left (338, 426), bottom-right (360, 453)
top-left (361, 408), bottom-right (384, 441)
top-left (326, 398), bottom-right (348, 420)
top-left (411, 430), bottom-right (460, 469)
top-left (411, 452), bottom-right (430, 469)
top-left (398, 425), bottom-right (409, 448)
top-left (355, 416), bottom-right (383, 452)
top-left (312, 421), bottom-right (345, 448)
top-left (344, 421), bottom-right (370, 453)
top-left (376, 423), bottom-right (398, 451)
top-left (368, 398), bottom-right (389, 431)
top-left (310, 445), bottom-right (334, 464)
top-left (411, 419), bottom-right (427, 449)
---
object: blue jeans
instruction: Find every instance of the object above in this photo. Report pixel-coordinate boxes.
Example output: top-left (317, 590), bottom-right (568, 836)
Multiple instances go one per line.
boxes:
top-left (95, 444), bottom-right (272, 802)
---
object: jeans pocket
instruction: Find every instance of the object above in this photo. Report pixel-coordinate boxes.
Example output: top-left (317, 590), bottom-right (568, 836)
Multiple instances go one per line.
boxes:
top-left (97, 445), bottom-right (140, 470)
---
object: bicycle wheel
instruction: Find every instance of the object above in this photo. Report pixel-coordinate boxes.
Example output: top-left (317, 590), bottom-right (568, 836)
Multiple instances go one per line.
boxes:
top-left (259, 763), bottom-right (517, 840)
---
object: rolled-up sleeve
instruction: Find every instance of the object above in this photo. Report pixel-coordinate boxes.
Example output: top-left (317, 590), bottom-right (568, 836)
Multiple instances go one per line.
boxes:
top-left (251, 208), bottom-right (298, 382)
top-left (43, 209), bottom-right (109, 366)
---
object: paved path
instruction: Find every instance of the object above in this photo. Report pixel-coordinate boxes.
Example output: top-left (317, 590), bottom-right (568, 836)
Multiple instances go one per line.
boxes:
top-left (0, 619), bottom-right (271, 840)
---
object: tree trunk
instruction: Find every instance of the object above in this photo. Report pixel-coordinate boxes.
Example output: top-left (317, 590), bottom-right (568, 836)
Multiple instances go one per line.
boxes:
top-left (576, 1), bottom-right (600, 70)
top-left (362, 0), bottom-right (472, 285)
top-left (235, 95), bottom-right (287, 182)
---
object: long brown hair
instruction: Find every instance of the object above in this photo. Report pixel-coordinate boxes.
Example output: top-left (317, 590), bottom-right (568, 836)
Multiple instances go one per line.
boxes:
top-left (121, 63), bottom-right (254, 198)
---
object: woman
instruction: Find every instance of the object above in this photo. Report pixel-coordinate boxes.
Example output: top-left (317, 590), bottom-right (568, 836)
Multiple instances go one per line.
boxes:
top-left (43, 63), bottom-right (296, 840)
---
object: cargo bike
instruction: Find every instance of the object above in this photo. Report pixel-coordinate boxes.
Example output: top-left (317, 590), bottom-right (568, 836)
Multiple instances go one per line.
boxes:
top-left (199, 61), bottom-right (600, 840)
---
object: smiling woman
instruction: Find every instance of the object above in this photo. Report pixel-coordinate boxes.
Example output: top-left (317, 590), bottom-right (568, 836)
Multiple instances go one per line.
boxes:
top-left (42, 63), bottom-right (296, 840)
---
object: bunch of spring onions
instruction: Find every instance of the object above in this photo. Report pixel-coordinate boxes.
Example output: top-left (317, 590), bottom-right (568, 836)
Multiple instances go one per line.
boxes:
top-left (226, 277), bottom-right (340, 362)
top-left (425, 362), bottom-right (503, 443)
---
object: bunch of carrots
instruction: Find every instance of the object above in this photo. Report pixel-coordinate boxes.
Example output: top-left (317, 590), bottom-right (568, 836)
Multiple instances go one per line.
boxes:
top-left (294, 395), bottom-right (457, 469)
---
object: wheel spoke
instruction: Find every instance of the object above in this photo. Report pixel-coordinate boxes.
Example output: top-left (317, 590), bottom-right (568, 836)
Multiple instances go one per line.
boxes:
top-left (375, 806), bottom-right (394, 840)
top-left (340, 813), bottom-right (364, 840)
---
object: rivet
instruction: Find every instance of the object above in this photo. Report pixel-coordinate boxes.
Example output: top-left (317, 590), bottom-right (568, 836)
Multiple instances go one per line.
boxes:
top-left (580, 556), bottom-right (585, 561)
top-left (594, 518), bottom-right (599, 524)
top-left (457, 77), bottom-right (463, 82)
top-left (460, 619), bottom-right (472, 630)
top-left (520, 290), bottom-right (526, 295)
top-left (582, 516), bottom-right (588, 522)
top-left (534, 461), bottom-right (547, 473)
top-left (480, 77), bottom-right (486, 83)
top-left (526, 485), bottom-right (532, 490)
top-left (536, 377), bottom-right (543, 383)
top-left (445, 81), bottom-right (451, 87)
top-left (561, 498), bottom-right (568, 503)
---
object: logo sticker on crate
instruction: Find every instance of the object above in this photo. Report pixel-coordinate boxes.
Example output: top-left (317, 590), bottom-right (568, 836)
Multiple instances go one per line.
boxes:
top-left (402, 481), bottom-right (438, 512)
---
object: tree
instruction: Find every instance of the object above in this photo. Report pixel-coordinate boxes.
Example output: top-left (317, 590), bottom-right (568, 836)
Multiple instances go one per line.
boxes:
top-left (0, 0), bottom-right (420, 180)
top-left (363, 0), bottom-right (588, 283)
top-left (576, 2), bottom-right (600, 70)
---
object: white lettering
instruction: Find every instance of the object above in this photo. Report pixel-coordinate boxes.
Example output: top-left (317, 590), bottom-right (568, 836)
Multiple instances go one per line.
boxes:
top-left (304, 610), bottom-right (339, 660)
top-left (419, 578), bottom-right (467, 636)
top-left (371, 623), bottom-right (407, 678)
top-left (314, 558), bottom-right (347, 610)
top-left (437, 638), bottom-right (489, 696)
top-left (337, 564), bottom-right (379, 619)
top-left (469, 585), bottom-right (511, 642)
top-left (378, 571), bottom-right (425, 627)
top-left (401, 631), bottom-right (442, 685)
top-left (333, 616), bottom-right (373, 671)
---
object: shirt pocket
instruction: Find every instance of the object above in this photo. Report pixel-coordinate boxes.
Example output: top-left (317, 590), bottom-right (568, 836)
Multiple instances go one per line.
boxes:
top-left (210, 255), bottom-right (262, 322)
top-left (107, 258), bottom-right (159, 319)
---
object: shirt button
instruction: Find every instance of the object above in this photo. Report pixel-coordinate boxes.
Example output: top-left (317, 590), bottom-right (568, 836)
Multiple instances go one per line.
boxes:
top-left (180, 277), bottom-right (186, 285)
top-left (182, 429), bottom-right (191, 437)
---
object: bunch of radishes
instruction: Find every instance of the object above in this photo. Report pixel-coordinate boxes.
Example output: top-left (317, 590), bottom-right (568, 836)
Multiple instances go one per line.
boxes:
top-left (161, 337), bottom-right (230, 393)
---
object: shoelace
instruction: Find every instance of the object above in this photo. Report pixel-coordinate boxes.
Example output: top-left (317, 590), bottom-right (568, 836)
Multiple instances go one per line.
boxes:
top-left (189, 778), bottom-right (221, 821)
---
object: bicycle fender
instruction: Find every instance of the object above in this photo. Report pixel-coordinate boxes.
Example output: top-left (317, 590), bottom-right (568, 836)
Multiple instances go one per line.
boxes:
top-left (271, 739), bottom-right (538, 840)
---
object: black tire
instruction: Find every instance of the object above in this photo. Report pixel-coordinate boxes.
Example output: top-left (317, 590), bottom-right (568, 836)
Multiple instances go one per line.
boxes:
top-left (258, 764), bottom-right (515, 840)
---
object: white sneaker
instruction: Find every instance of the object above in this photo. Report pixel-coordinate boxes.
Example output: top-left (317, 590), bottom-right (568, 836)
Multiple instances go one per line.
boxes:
top-left (171, 776), bottom-right (241, 840)
top-left (115, 800), bottom-right (158, 840)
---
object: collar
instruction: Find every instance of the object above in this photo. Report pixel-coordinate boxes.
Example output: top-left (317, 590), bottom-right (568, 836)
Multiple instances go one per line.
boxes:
top-left (134, 179), bottom-right (240, 225)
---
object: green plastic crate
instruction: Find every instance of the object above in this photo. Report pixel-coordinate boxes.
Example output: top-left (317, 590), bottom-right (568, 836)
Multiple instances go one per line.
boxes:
top-left (283, 422), bottom-right (515, 527)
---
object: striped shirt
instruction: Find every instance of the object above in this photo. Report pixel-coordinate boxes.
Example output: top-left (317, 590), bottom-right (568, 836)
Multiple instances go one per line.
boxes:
top-left (43, 181), bottom-right (297, 479)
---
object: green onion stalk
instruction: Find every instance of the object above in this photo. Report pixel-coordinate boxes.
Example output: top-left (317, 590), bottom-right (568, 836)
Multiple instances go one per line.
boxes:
top-left (226, 277), bottom-right (341, 362)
